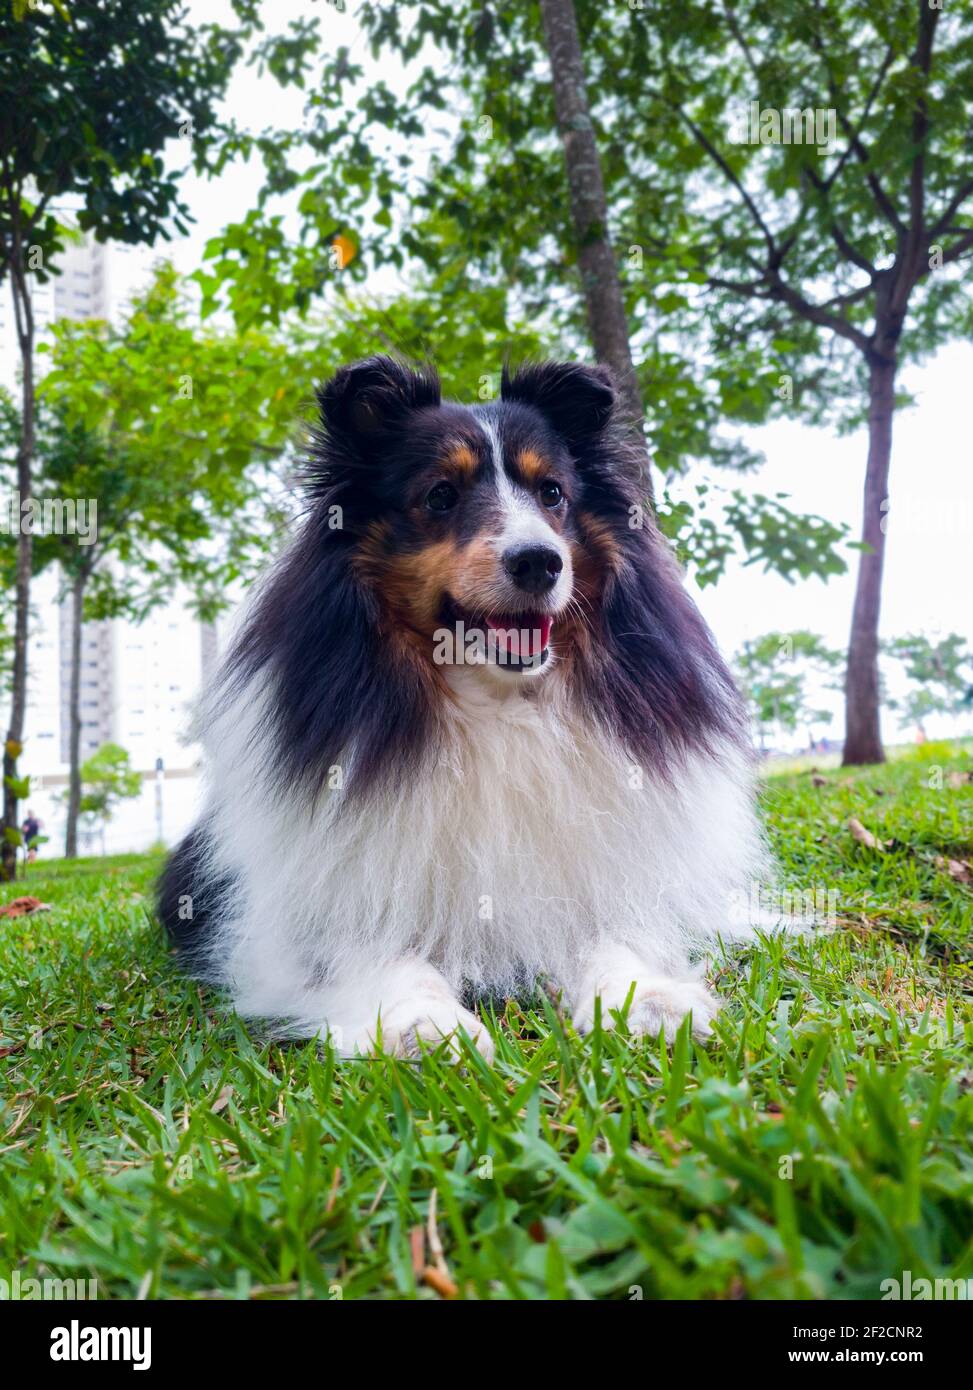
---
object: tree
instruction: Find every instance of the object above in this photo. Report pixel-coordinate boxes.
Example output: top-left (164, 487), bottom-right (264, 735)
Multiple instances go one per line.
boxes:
top-left (885, 632), bottom-right (973, 735)
top-left (537, 0), bottom-right (649, 482)
top-left (0, 0), bottom-right (244, 878)
top-left (62, 742), bottom-right (141, 856)
top-left (735, 631), bottom-right (843, 751)
top-left (196, 2), bottom-right (852, 590)
top-left (35, 266), bottom-right (314, 856)
top-left (618, 1), bottom-right (973, 765)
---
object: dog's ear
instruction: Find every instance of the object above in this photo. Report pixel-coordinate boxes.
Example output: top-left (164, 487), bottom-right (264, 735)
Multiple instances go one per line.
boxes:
top-left (501, 361), bottom-right (616, 445)
top-left (317, 355), bottom-right (441, 442)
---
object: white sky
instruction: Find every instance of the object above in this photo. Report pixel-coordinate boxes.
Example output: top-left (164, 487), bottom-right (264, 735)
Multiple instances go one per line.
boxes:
top-left (170, 0), bottom-right (971, 744)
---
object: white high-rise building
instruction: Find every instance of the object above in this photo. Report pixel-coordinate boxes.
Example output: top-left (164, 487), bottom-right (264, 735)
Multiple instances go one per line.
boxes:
top-left (1, 234), bottom-right (218, 855)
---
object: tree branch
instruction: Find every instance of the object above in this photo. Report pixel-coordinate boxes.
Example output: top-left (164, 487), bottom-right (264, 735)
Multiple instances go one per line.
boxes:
top-left (670, 103), bottom-right (778, 262)
top-left (819, 44), bottom-right (897, 194)
top-left (940, 228), bottom-right (973, 265)
top-left (764, 270), bottom-right (873, 355)
top-left (806, 10), bottom-right (906, 237)
top-left (897, 0), bottom-right (939, 303)
top-left (705, 265), bottom-right (873, 356)
top-left (805, 167), bottom-right (878, 276)
top-left (928, 174), bottom-right (973, 241)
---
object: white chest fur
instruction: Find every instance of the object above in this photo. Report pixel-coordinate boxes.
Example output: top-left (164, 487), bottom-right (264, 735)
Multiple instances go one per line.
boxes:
top-left (203, 669), bottom-right (764, 1015)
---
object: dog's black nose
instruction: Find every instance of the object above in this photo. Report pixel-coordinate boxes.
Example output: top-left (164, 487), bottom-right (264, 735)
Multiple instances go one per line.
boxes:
top-left (503, 545), bottom-right (563, 594)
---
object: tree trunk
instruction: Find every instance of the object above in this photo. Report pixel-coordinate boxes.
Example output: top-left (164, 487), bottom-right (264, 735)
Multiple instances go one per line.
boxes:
top-left (1, 258), bottom-right (35, 881)
top-left (538, 0), bottom-right (652, 497)
top-left (843, 356), bottom-right (896, 766)
top-left (65, 570), bottom-right (86, 858)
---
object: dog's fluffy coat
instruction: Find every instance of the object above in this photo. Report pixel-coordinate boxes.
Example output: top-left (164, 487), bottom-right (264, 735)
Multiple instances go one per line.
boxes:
top-left (159, 357), bottom-right (768, 1057)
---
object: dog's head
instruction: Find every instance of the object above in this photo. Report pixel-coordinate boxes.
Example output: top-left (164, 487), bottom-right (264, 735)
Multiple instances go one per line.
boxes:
top-left (231, 355), bottom-right (742, 796)
top-left (313, 355), bottom-right (629, 681)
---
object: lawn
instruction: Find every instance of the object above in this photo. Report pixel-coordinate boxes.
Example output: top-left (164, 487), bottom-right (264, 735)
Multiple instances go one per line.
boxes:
top-left (1, 746), bottom-right (971, 1300)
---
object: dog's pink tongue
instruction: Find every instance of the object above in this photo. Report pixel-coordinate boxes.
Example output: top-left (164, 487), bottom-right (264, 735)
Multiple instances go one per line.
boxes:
top-left (486, 614), bottom-right (553, 657)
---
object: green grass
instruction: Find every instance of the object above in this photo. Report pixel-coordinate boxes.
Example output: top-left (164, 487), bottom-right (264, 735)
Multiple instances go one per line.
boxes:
top-left (1, 748), bottom-right (971, 1300)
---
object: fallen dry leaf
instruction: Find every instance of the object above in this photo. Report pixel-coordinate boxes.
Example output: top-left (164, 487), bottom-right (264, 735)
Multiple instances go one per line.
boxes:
top-left (848, 817), bottom-right (886, 852)
top-left (210, 1085), bottom-right (233, 1114)
top-left (421, 1266), bottom-right (458, 1299)
top-left (934, 855), bottom-right (973, 885)
top-left (0, 896), bottom-right (52, 918)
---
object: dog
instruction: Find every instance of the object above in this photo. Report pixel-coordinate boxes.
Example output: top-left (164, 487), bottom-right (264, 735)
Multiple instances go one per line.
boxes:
top-left (158, 356), bottom-right (768, 1061)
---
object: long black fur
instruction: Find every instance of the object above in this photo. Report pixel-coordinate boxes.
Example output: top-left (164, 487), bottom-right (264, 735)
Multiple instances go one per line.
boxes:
top-left (157, 822), bottom-right (233, 976)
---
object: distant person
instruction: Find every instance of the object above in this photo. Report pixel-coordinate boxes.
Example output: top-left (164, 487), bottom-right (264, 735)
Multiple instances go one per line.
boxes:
top-left (21, 810), bottom-right (41, 862)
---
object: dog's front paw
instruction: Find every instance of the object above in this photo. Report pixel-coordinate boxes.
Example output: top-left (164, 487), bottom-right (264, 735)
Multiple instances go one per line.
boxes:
top-left (625, 978), bottom-right (719, 1041)
top-left (376, 998), bottom-right (496, 1064)
top-left (575, 975), bottom-right (719, 1042)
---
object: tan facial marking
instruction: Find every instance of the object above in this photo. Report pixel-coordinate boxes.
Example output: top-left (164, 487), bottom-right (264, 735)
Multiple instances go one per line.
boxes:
top-left (515, 448), bottom-right (550, 488)
top-left (360, 535), bottom-right (461, 629)
top-left (442, 442), bottom-right (479, 480)
top-left (356, 524), bottom-right (513, 637)
top-left (577, 511), bottom-right (623, 576)
top-left (352, 523), bottom-right (454, 681)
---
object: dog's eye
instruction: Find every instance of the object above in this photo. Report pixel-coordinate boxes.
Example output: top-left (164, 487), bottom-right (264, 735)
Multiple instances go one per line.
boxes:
top-left (426, 481), bottom-right (459, 513)
top-left (539, 480), bottom-right (564, 508)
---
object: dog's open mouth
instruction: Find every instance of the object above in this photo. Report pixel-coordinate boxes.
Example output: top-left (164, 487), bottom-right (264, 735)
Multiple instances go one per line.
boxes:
top-left (440, 599), bottom-right (554, 671)
top-left (485, 612), bottom-right (553, 662)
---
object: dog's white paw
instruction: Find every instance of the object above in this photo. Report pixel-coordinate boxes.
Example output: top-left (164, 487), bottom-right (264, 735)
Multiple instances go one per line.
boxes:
top-left (375, 997), bottom-right (496, 1064)
top-left (625, 978), bottom-right (719, 1041)
top-left (575, 975), bottom-right (719, 1042)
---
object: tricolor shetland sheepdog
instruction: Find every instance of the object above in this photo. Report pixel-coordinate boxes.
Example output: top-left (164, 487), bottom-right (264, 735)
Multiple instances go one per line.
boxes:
top-left (158, 356), bottom-right (768, 1060)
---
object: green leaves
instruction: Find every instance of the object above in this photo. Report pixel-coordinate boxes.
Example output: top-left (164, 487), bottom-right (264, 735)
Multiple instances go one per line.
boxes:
top-left (0, 1), bottom-right (244, 274)
top-left (67, 743), bottom-right (141, 825)
top-left (734, 629), bottom-right (844, 743)
top-left (4, 774), bottom-right (31, 801)
top-left (658, 484), bottom-right (850, 588)
top-left (29, 262), bottom-right (313, 623)
top-left (884, 632), bottom-right (973, 729)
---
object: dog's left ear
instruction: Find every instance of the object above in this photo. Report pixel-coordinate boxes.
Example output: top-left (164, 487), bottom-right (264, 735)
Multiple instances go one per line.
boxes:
top-left (317, 355), bottom-right (441, 445)
top-left (501, 361), bottom-right (616, 446)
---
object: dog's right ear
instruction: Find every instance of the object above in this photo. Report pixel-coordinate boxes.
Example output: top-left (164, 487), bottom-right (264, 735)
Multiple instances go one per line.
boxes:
top-left (317, 355), bottom-right (440, 444)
